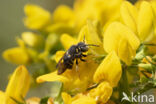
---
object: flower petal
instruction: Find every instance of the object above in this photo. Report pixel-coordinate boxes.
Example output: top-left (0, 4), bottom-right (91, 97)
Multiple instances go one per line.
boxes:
top-left (61, 34), bottom-right (77, 50)
top-left (55, 51), bottom-right (65, 63)
top-left (5, 65), bottom-right (30, 104)
top-left (137, 1), bottom-right (154, 42)
top-left (78, 21), bottom-right (105, 55)
top-left (45, 23), bottom-right (75, 35)
top-left (94, 51), bottom-right (122, 87)
top-left (150, 1), bottom-right (156, 36)
top-left (72, 95), bottom-right (96, 104)
top-left (45, 34), bottom-right (58, 52)
top-left (62, 92), bottom-right (72, 104)
top-left (2, 47), bottom-right (30, 64)
top-left (0, 91), bottom-right (5, 104)
top-left (53, 5), bottom-right (74, 25)
top-left (118, 38), bottom-right (135, 65)
top-left (24, 4), bottom-right (51, 29)
top-left (104, 22), bottom-right (140, 53)
top-left (89, 81), bottom-right (112, 103)
top-left (21, 32), bottom-right (44, 48)
top-left (36, 71), bottom-right (68, 83)
top-left (74, 0), bottom-right (123, 29)
top-left (120, 1), bottom-right (138, 34)
top-left (104, 22), bottom-right (140, 64)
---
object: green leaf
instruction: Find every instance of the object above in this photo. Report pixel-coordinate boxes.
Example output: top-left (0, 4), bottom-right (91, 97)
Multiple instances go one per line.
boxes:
top-left (40, 97), bottom-right (50, 104)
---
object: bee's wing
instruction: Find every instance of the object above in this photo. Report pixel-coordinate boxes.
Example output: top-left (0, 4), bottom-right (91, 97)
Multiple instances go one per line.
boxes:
top-left (56, 56), bottom-right (67, 75)
top-left (56, 57), bottom-right (63, 68)
top-left (57, 62), bottom-right (67, 75)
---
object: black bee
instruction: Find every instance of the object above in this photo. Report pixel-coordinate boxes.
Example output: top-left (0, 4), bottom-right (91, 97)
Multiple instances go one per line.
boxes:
top-left (56, 41), bottom-right (98, 75)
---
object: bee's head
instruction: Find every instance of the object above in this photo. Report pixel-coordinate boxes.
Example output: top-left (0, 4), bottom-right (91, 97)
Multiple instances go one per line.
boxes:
top-left (77, 42), bottom-right (89, 52)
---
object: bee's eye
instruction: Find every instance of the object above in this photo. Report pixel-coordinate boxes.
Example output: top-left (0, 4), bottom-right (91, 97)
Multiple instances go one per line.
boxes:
top-left (80, 46), bottom-right (88, 52)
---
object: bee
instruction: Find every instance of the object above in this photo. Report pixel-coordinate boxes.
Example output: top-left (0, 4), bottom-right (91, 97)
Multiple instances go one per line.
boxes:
top-left (56, 40), bottom-right (98, 75)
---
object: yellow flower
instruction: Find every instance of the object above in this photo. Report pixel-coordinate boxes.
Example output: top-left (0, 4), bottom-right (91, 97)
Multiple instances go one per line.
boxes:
top-left (52, 5), bottom-right (74, 26)
top-left (45, 5), bottom-right (75, 34)
top-left (118, 38), bottom-right (136, 65)
top-left (37, 21), bottom-right (121, 103)
top-left (24, 4), bottom-right (51, 30)
top-left (2, 37), bottom-right (39, 65)
top-left (2, 47), bottom-right (30, 64)
top-left (143, 0), bottom-right (156, 54)
top-left (120, 0), bottom-right (156, 55)
top-left (89, 81), bottom-right (113, 104)
top-left (72, 96), bottom-right (96, 104)
top-left (120, 1), bottom-right (155, 42)
top-left (37, 34), bottom-right (99, 93)
top-left (137, 1), bottom-right (154, 42)
top-left (93, 51), bottom-right (122, 87)
top-left (37, 34), bottom-right (121, 103)
top-left (104, 22), bottom-right (140, 65)
top-left (44, 34), bottom-right (58, 52)
top-left (61, 34), bottom-right (77, 50)
top-left (21, 32), bottom-right (44, 48)
top-left (45, 23), bottom-right (75, 35)
top-left (62, 92), bottom-right (72, 104)
top-left (61, 81), bottom-right (113, 104)
top-left (78, 20), bottom-right (105, 55)
top-left (45, 0), bottom-right (123, 33)
top-left (150, 1), bottom-right (156, 36)
top-left (0, 65), bottom-right (31, 104)
top-left (0, 91), bottom-right (5, 103)
top-left (74, 0), bottom-right (123, 29)
top-left (120, 1), bottom-right (138, 34)
top-left (37, 51), bottom-right (98, 93)
top-left (62, 92), bottom-right (96, 104)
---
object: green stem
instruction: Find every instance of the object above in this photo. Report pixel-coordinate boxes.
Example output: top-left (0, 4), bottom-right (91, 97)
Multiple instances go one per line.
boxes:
top-left (118, 65), bottom-right (131, 104)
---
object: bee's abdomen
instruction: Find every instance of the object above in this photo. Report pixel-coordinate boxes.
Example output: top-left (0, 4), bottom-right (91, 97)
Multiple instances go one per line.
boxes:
top-left (63, 53), bottom-right (74, 67)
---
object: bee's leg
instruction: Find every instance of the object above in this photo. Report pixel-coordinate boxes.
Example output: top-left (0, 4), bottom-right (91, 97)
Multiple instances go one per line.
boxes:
top-left (80, 58), bottom-right (86, 62)
top-left (76, 59), bottom-right (80, 78)
top-left (68, 64), bottom-right (73, 69)
top-left (82, 54), bottom-right (87, 57)
top-left (76, 59), bottom-right (78, 65)
top-left (76, 59), bottom-right (79, 72)
top-left (69, 59), bottom-right (73, 64)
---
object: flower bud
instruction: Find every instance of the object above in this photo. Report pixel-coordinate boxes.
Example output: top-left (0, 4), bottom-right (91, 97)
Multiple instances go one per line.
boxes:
top-left (138, 63), bottom-right (153, 71)
top-left (22, 32), bottom-right (44, 48)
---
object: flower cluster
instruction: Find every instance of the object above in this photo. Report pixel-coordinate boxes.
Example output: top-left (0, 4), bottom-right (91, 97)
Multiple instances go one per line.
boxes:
top-left (1, 0), bottom-right (156, 104)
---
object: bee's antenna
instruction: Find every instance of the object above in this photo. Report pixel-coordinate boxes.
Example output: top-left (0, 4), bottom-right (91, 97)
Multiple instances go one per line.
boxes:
top-left (86, 44), bottom-right (99, 47)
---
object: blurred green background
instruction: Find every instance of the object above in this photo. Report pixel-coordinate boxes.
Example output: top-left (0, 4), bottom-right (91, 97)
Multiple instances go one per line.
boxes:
top-left (0, 0), bottom-right (73, 97)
